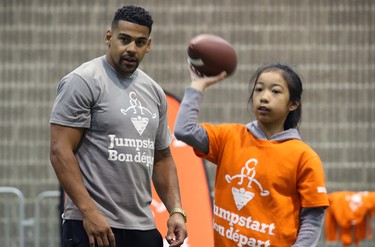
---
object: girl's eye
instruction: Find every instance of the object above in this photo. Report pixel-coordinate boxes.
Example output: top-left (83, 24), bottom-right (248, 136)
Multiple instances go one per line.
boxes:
top-left (254, 87), bottom-right (263, 92)
top-left (272, 89), bottom-right (281, 94)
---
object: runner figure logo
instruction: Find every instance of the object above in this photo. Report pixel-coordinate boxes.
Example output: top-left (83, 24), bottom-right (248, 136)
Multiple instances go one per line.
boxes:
top-left (120, 92), bottom-right (157, 135)
top-left (225, 158), bottom-right (270, 210)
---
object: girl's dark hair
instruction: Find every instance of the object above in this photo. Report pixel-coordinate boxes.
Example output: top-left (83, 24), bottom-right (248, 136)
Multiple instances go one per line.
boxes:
top-left (247, 63), bottom-right (303, 130)
top-left (112, 5), bottom-right (153, 34)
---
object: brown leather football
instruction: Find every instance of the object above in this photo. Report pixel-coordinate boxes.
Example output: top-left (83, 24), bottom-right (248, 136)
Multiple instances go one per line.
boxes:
top-left (188, 34), bottom-right (237, 77)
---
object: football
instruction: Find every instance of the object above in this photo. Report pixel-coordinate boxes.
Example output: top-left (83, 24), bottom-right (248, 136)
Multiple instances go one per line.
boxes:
top-left (187, 33), bottom-right (237, 77)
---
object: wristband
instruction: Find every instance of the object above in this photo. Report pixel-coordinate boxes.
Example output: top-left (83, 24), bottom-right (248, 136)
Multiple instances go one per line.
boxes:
top-left (170, 208), bottom-right (187, 223)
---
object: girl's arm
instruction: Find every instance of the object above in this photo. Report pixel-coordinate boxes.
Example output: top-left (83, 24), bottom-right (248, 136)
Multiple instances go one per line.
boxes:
top-left (174, 87), bottom-right (209, 154)
top-left (292, 207), bottom-right (325, 247)
top-left (174, 67), bottom-right (227, 153)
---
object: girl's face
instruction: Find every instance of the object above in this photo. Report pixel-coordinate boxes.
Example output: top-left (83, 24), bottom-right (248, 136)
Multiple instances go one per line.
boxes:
top-left (252, 70), bottom-right (298, 131)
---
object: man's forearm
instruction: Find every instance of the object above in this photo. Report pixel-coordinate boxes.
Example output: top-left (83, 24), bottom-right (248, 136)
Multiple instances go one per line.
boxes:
top-left (152, 149), bottom-right (182, 211)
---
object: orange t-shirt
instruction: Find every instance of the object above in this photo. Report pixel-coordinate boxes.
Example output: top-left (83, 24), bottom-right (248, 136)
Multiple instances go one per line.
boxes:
top-left (325, 191), bottom-right (375, 246)
top-left (196, 123), bottom-right (329, 247)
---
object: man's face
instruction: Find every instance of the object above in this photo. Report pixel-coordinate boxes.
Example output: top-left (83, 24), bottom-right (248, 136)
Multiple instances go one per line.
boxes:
top-left (105, 20), bottom-right (151, 76)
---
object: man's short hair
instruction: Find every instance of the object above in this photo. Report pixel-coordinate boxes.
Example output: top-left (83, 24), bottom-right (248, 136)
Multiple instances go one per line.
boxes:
top-left (112, 5), bottom-right (153, 33)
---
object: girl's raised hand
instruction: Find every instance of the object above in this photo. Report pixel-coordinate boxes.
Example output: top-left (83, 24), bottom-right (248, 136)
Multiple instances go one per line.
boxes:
top-left (189, 65), bottom-right (227, 92)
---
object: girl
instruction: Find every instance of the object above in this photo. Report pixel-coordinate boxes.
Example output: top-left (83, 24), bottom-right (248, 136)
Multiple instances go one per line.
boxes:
top-left (174, 64), bottom-right (329, 247)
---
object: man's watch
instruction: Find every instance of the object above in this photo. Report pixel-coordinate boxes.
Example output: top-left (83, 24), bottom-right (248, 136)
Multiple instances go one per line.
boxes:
top-left (169, 208), bottom-right (187, 223)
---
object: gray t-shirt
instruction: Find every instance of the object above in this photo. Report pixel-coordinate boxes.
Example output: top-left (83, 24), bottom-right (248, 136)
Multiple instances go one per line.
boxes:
top-left (50, 55), bottom-right (172, 230)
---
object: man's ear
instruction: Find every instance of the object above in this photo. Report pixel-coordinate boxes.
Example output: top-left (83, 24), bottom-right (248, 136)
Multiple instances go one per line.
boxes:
top-left (146, 38), bottom-right (152, 53)
top-left (105, 29), bottom-right (112, 47)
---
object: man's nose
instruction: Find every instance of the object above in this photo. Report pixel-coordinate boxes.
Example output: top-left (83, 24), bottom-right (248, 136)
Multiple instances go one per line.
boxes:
top-left (126, 41), bottom-right (137, 52)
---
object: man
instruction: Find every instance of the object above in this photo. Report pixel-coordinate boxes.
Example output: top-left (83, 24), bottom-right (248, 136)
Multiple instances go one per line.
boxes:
top-left (50, 5), bottom-right (187, 247)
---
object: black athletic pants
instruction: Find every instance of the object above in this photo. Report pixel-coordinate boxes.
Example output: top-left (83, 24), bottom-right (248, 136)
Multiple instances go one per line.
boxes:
top-left (62, 220), bottom-right (163, 247)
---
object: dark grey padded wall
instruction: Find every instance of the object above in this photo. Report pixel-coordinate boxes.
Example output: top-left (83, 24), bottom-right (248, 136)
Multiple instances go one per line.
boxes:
top-left (1, 0), bottom-right (374, 246)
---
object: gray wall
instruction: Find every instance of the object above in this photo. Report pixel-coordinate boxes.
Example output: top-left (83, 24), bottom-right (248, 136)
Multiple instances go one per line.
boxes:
top-left (1, 0), bottom-right (374, 246)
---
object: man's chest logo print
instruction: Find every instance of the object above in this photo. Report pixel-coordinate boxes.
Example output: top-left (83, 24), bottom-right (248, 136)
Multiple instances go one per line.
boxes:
top-left (225, 158), bottom-right (270, 210)
top-left (121, 92), bottom-right (157, 136)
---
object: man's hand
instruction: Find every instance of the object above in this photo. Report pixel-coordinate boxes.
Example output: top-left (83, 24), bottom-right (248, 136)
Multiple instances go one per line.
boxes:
top-left (165, 213), bottom-right (188, 247)
top-left (83, 211), bottom-right (116, 247)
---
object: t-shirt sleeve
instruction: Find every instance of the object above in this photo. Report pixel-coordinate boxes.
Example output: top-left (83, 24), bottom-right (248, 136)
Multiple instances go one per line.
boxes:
top-left (50, 73), bottom-right (94, 128)
top-left (193, 123), bottom-right (229, 165)
top-left (297, 154), bottom-right (329, 208)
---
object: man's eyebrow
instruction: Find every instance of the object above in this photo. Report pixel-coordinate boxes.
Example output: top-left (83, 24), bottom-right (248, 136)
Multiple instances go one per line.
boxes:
top-left (118, 33), bottom-right (148, 40)
top-left (118, 33), bottom-right (130, 37)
